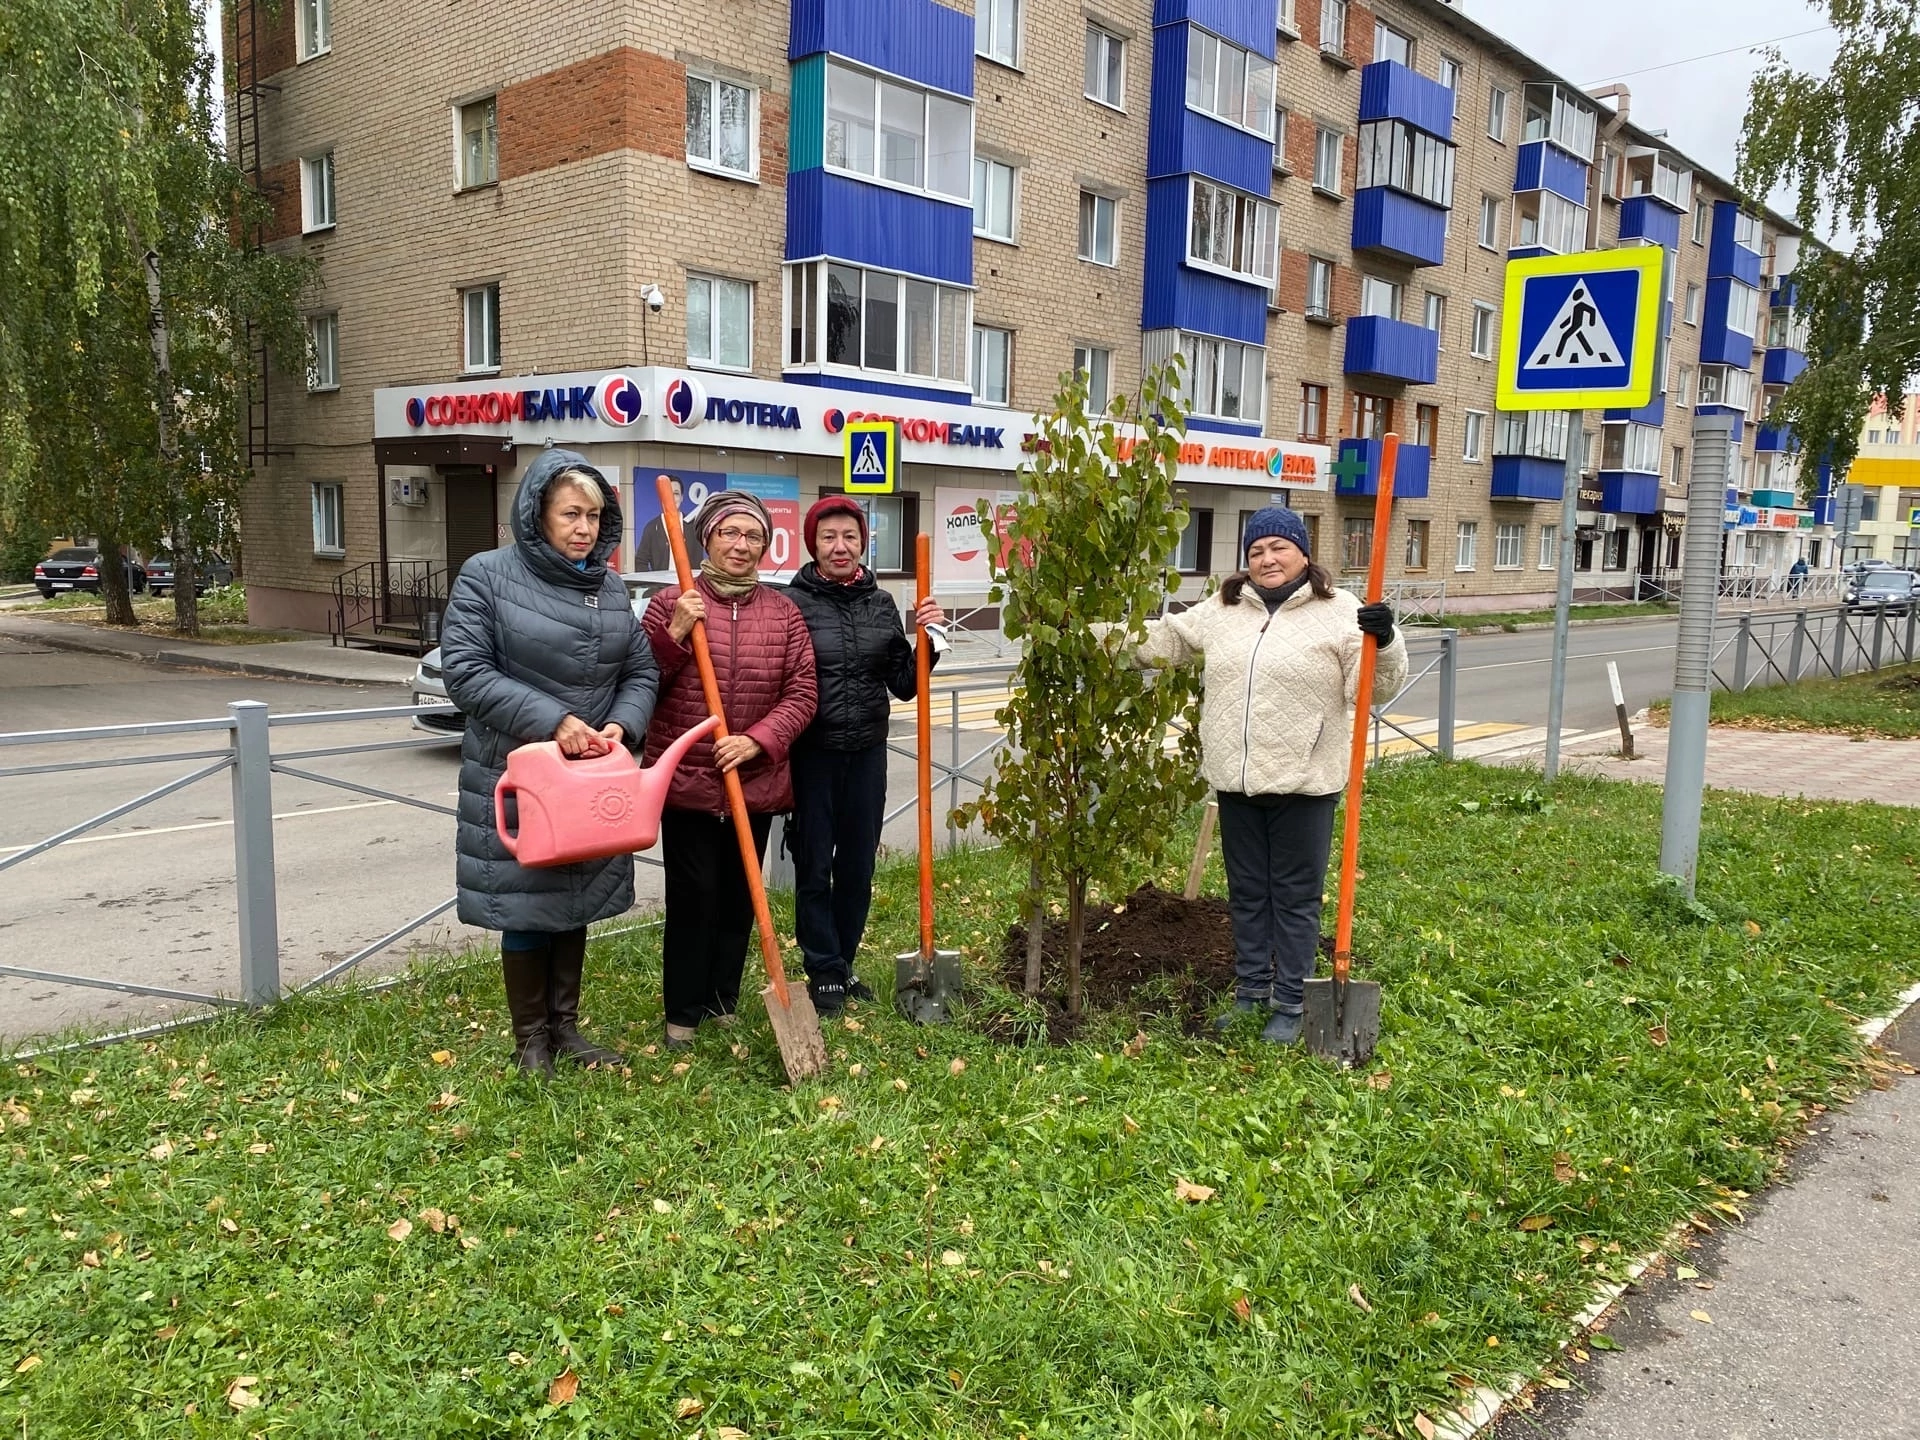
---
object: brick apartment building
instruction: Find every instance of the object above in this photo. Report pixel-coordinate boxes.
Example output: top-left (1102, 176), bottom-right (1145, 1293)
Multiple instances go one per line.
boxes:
top-left (230, 0), bottom-right (1824, 639)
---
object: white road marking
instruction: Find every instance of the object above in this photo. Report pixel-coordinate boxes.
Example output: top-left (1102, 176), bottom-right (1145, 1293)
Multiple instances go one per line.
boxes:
top-left (0, 799), bottom-right (397, 856)
top-left (1458, 642), bottom-right (1678, 673)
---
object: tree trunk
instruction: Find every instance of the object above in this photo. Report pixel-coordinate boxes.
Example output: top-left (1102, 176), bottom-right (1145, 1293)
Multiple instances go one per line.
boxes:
top-left (97, 531), bottom-right (137, 626)
top-left (135, 242), bottom-right (198, 637)
top-left (1065, 873), bottom-right (1086, 1019)
top-left (1024, 851), bottom-right (1045, 996)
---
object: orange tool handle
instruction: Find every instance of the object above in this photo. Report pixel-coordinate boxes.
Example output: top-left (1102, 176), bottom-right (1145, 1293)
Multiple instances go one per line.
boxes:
top-left (655, 476), bottom-right (793, 1009)
top-left (1332, 434), bottom-right (1398, 984)
top-left (915, 533), bottom-right (934, 960)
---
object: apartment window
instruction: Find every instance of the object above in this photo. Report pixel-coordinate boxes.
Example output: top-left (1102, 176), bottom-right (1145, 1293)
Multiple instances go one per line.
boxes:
top-left (687, 274), bottom-right (752, 370)
top-left (306, 313), bottom-right (339, 392)
top-left (1733, 210), bottom-right (1763, 251)
top-left (1869, 428), bottom-right (1883, 445)
top-left (972, 157), bottom-right (1016, 242)
top-left (1349, 391), bottom-right (1392, 440)
top-left (1683, 282), bottom-right (1702, 326)
top-left (973, 325), bottom-right (1012, 404)
top-left (1374, 20), bottom-right (1412, 66)
top-left (1079, 190), bottom-right (1119, 266)
top-left (1074, 344), bottom-right (1112, 413)
top-left (978, 0), bottom-right (1019, 66)
top-left (1357, 120), bottom-right (1457, 208)
top-left (1538, 523), bottom-right (1559, 569)
top-left (462, 284), bottom-right (499, 373)
top-left (686, 74), bottom-right (757, 179)
top-left (1278, 0), bottom-right (1299, 35)
top-left (1514, 190), bottom-right (1587, 254)
top-left (1455, 521), bottom-right (1478, 571)
top-left (301, 151), bottom-right (335, 232)
top-left (1185, 179), bottom-right (1278, 287)
top-left (297, 0), bottom-right (331, 61)
top-left (1405, 518), bottom-right (1430, 571)
top-left (1173, 509), bottom-right (1214, 572)
top-left (1437, 56), bottom-right (1462, 114)
top-left (790, 260), bottom-right (970, 384)
top-left (1320, 0), bottom-right (1348, 56)
top-left (1470, 303), bottom-right (1496, 358)
top-left (1478, 194), bottom-right (1502, 249)
top-left (1273, 107), bottom-right (1290, 172)
top-left (1462, 409), bottom-right (1487, 462)
top-left (1696, 364), bottom-right (1753, 411)
top-left (1603, 530), bottom-right (1630, 571)
top-left (1306, 257), bottom-right (1335, 319)
top-left (1341, 517), bottom-right (1374, 572)
top-left (1416, 403), bottom-right (1439, 450)
top-left (1601, 422), bottom-right (1662, 473)
top-left (1522, 83), bottom-right (1598, 160)
top-left (1313, 127), bottom-right (1344, 193)
top-left (311, 482), bottom-right (344, 558)
top-left (1497, 409), bottom-right (1570, 461)
top-left (1487, 85), bottom-right (1510, 143)
top-left (1179, 333), bottom-right (1265, 422)
top-left (1725, 281), bottom-right (1761, 338)
top-left (1423, 291), bottom-right (1446, 340)
top-left (1360, 275), bottom-right (1401, 320)
top-left (1692, 197), bottom-right (1711, 244)
top-left (458, 98), bottom-right (497, 189)
top-left (1672, 446), bottom-right (1688, 488)
top-left (1085, 25), bottom-right (1125, 108)
top-left (825, 60), bottom-right (971, 201)
top-left (1675, 363), bottom-right (1693, 407)
top-left (1495, 522), bottom-right (1525, 570)
top-left (1185, 28), bottom-right (1277, 138)
top-left (1299, 382), bottom-right (1327, 440)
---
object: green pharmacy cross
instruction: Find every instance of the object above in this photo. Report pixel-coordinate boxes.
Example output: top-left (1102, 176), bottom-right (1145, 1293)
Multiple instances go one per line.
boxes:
top-left (1327, 448), bottom-right (1372, 490)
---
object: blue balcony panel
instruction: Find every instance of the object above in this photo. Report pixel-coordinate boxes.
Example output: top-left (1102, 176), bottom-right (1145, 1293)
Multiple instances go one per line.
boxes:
top-left (1771, 277), bottom-right (1799, 310)
top-left (1151, 0), bottom-right (1276, 56)
top-left (785, 169), bottom-right (971, 284)
top-left (1357, 60), bottom-right (1455, 141)
top-left (1604, 395), bottom-right (1667, 427)
top-left (1147, 27), bottom-right (1275, 190)
top-left (1763, 347), bottom-right (1808, 387)
top-left (1514, 141), bottom-right (1588, 204)
top-left (790, 0), bottom-right (974, 94)
top-left (1812, 463), bottom-right (1836, 526)
top-left (1708, 200), bottom-right (1765, 286)
top-left (1336, 438), bottom-right (1431, 499)
top-left (1508, 245), bottom-right (1553, 262)
top-left (1186, 415), bottom-right (1266, 438)
top-left (1142, 179), bottom-right (1270, 340)
top-left (1598, 472), bottom-right (1662, 515)
top-left (783, 373), bottom-right (968, 405)
top-left (1754, 423), bottom-right (1798, 454)
top-left (1343, 315), bottom-right (1440, 385)
top-left (1698, 277), bottom-right (1759, 368)
top-left (1617, 196), bottom-right (1681, 250)
top-left (1351, 187), bottom-right (1448, 267)
top-left (1695, 407), bottom-right (1746, 443)
top-left (1490, 456), bottom-right (1565, 502)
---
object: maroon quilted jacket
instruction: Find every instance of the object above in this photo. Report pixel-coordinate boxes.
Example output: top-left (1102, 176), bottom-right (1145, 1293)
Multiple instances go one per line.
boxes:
top-left (642, 577), bottom-right (819, 815)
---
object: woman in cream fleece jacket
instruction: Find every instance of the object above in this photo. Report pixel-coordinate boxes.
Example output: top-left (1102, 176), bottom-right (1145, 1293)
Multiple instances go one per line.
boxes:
top-left (1129, 507), bottom-right (1406, 1044)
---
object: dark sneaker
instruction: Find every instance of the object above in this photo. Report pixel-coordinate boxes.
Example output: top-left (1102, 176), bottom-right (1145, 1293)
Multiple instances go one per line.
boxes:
top-left (1262, 1009), bottom-right (1304, 1045)
top-left (809, 980), bottom-right (848, 1016)
top-left (845, 976), bottom-right (877, 1003)
top-left (1211, 997), bottom-right (1266, 1032)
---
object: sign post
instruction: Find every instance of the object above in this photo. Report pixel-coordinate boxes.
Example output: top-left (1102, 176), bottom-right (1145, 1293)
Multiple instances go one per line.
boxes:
top-left (1497, 246), bottom-right (1665, 782)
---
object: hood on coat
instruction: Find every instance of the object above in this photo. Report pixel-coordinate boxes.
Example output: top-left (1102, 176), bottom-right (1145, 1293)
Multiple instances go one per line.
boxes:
top-left (511, 448), bottom-right (623, 586)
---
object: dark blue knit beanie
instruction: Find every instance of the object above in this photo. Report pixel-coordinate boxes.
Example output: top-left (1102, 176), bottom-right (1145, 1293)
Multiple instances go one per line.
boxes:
top-left (1242, 506), bottom-right (1311, 562)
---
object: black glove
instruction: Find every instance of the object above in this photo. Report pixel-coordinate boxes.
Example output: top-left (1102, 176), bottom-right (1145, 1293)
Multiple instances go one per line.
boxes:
top-left (1356, 601), bottom-right (1395, 645)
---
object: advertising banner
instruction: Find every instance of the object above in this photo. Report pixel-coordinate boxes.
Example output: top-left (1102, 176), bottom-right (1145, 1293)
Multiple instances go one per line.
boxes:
top-left (629, 470), bottom-right (801, 577)
top-left (933, 485), bottom-right (1024, 590)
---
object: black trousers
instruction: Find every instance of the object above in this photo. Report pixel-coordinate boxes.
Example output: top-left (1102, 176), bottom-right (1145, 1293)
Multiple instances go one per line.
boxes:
top-left (660, 807), bottom-right (773, 1028)
top-left (1216, 790), bottom-right (1340, 1012)
top-left (788, 742), bottom-right (888, 985)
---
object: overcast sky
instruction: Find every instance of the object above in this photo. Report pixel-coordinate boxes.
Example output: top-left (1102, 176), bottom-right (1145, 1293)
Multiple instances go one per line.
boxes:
top-left (1466, 0), bottom-right (1839, 223)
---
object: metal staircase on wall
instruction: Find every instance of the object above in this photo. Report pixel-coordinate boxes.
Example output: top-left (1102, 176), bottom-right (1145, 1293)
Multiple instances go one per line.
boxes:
top-left (232, 0), bottom-right (286, 468)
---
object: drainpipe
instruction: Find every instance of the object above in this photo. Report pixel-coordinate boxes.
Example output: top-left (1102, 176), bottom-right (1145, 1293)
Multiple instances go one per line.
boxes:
top-left (1586, 84), bottom-right (1632, 248)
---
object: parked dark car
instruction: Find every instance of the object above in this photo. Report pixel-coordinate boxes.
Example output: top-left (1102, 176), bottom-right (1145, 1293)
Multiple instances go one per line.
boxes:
top-left (146, 553), bottom-right (236, 598)
top-left (32, 548), bottom-right (146, 598)
top-left (1844, 568), bottom-right (1919, 615)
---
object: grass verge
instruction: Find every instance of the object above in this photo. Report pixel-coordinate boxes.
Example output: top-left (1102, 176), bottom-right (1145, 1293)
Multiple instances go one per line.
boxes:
top-left (22, 587), bottom-right (307, 645)
top-left (1408, 602), bottom-right (1677, 633)
top-left (1647, 663), bottom-right (1920, 739)
top-left (3, 761), bottom-right (1915, 1438)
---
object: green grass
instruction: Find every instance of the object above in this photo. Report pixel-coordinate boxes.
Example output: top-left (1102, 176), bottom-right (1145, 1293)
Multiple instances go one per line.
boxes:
top-left (4, 761), bottom-right (1916, 1438)
top-left (1408, 602), bottom-right (1677, 633)
top-left (1648, 664), bottom-right (1920, 740)
top-left (23, 587), bottom-right (304, 644)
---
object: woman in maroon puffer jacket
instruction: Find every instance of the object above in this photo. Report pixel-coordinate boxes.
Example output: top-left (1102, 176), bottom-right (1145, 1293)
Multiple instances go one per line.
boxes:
top-left (641, 491), bottom-right (818, 1049)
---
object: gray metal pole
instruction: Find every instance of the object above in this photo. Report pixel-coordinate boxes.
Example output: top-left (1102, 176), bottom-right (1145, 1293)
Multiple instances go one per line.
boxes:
top-left (1543, 414), bottom-right (1584, 781)
top-left (228, 700), bottom-right (281, 1005)
top-left (1660, 413), bottom-right (1735, 895)
top-left (1437, 628), bottom-right (1458, 760)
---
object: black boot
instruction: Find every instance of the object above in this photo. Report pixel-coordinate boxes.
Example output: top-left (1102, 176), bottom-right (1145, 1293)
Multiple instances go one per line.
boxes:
top-left (501, 948), bottom-right (555, 1076)
top-left (548, 929), bottom-right (627, 1068)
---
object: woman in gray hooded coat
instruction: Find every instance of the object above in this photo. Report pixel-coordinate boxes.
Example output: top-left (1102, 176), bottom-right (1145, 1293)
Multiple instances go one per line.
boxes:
top-left (440, 450), bottom-right (659, 1073)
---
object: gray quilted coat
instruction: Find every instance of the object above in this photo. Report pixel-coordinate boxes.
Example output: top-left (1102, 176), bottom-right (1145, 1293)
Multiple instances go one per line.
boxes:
top-left (440, 450), bottom-right (659, 932)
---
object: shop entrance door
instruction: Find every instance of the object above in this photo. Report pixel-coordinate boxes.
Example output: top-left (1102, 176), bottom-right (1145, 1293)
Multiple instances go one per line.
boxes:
top-left (442, 467), bottom-right (498, 589)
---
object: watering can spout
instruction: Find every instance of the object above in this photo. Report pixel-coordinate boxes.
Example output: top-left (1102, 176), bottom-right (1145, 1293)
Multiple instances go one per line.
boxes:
top-left (634, 714), bottom-right (720, 839)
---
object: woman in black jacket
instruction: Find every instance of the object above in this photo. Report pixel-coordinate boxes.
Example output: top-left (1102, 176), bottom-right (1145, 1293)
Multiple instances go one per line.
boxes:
top-left (439, 450), bottom-right (659, 1074)
top-left (782, 497), bottom-right (944, 1013)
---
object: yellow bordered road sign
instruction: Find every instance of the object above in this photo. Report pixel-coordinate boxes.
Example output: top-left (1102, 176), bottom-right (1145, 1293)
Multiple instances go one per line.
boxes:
top-left (844, 420), bottom-right (898, 494)
top-left (1496, 247), bottom-right (1666, 411)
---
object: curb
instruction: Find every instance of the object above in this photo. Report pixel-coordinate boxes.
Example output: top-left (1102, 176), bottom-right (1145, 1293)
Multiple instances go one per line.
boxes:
top-left (0, 619), bottom-right (411, 689)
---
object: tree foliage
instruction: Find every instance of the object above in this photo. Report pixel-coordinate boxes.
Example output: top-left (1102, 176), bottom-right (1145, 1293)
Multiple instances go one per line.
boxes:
top-left (0, 0), bottom-right (309, 630)
top-left (954, 365), bottom-right (1207, 1015)
top-left (1740, 0), bottom-right (1920, 490)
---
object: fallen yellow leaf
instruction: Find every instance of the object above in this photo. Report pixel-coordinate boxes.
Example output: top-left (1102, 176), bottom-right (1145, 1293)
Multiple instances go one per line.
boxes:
top-left (548, 1369), bottom-right (579, 1406)
top-left (652, 1198), bottom-right (673, 1214)
top-left (1232, 1295), bottom-right (1252, 1322)
top-left (431, 1050), bottom-right (454, 1065)
top-left (225, 1376), bottom-right (261, 1411)
top-left (1742, 920), bottom-right (1762, 937)
top-left (1518, 1214), bottom-right (1554, 1232)
top-left (1173, 1178), bottom-right (1215, 1204)
top-left (420, 1208), bottom-right (447, 1234)
top-left (387, 1218), bottom-right (413, 1242)
top-left (1414, 1414), bottom-right (1437, 1440)
top-left (148, 1140), bottom-right (174, 1161)
top-left (941, 1249), bottom-right (967, 1266)
top-left (717, 1428), bottom-right (750, 1440)
top-left (674, 1397), bottom-right (705, 1419)
top-left (1366, 1069), bottom-right (1392, 1091)
top-left (1690, 1309), bottom-right (1713, 1325)
top-left (949, 1057), bottom-right (967, 1075)
top-left (1347, 1283), bottom-right (1373, 1313)
top-left (14, 1355), bottom-right (40, 1374)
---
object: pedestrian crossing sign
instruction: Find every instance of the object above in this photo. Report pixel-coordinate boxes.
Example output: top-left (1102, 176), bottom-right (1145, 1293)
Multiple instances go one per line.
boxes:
top-left (843, 420), bottom-right (898, 494)
top-left (1497, 247), bottom-right (1665, 411)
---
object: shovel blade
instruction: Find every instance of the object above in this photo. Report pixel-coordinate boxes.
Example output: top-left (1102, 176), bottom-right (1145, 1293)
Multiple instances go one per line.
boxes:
top-left (1300, 978), bottom-right (1381, 1068)
top-left (761, 979), bottom-right (828, 1083)
top-left (895, 947), bottom-right (962, 1026)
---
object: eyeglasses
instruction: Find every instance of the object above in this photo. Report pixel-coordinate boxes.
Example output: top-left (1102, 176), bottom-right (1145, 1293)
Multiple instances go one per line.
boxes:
top-left (712, 526), bottom-right (767, 547)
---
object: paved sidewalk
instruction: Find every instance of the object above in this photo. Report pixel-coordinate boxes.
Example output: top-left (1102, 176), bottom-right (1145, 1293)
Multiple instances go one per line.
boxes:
top-left (0, 612), bottom-right (420, 688)
top-left (1551, 722), bottom-right (1920, 807)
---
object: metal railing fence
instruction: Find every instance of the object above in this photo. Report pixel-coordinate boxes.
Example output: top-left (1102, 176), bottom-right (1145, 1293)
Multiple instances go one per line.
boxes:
top-left (1712, 602), bottom-right (1919, 693)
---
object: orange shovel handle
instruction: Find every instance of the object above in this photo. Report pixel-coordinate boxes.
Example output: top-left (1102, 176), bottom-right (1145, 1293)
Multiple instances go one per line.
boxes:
top-left (655, 476), bottom-right (792, 1008)
top-left (1332, 435), bottom-right (1398, 984)
top-left (916, 533), bottom-right (934, 959)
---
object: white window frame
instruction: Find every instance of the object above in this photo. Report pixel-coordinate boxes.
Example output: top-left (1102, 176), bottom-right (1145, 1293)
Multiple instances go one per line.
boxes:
top-left (1684, 283), bottom-right (1702, 326)
top-left (1177, 332), bottom-right (1266, 424)
top-left (1184, 27), bottom-right (1277, 139)
top-left (1692, 198), bottom-right (1711, 245)
top-left (1320, 0), bottom-right (1348, 57)
top-left (1724, 280), bottom-right (1761, 339)
top-left (977, 0), bottom-right (1020, 67)
top-left (972, 325), bottom-right (1012, 405)
top-left (1495, 522), bottom-right (1525, 570)
top-left (1438, 56), bottom-right (1462, 115)
top-left (1514, 189), bottom-right (1587, 255)
top-left (1074, 344), bottom-right (1112, 413)
top-left (1539, 524), bottom-right (1559, 570)
top-left (1487, 85), bottom-right (1510, 143)
top-left (1423, 290), bottom-right (1446, 341)
top-left (685, 73), bottom-right (759, 181)
top-left (1455, 520), bottom-right (1479, 572)
top-left (297, 0), bottom-right (331, 62)
top-left (825, 59), bottom-right (973, 204)
top-left (1306, 256), bottom-right (1335, 320)
top-left (1313, 126), bottom-right (1343, 194)
top-left (1273, 106), bottom-right (1290, 171)
top-left (1478, 194), bottom-right (1502, 250)
top-left (1186, 177), bottom-right (1278, 288)
top-left (686, 273), bottom-right (753, 372)
top-left (1278, 0), bottom-right (1299, 37)
top-left (311, 482), bottom-right (344, 558)
top-left (457, 97), bottom-right (497, 190)
top-left (306, 313), bottom-right (339, 393)
top-left (1079, 190), bottom-right (1119, 267)
top-left (1357, 119), bottom-right (1456, 208)
top-left (1360, 275), bottom-right (1401, 321)
top-left (973, 156), bottom-right (1016, 242)
top-left (1470, 303), bottom-right (1496, 359)
top-left (1462, 410), bottom-right (1487, 462)
top-left (1496, 409), bottom-right (1569, 461)
top-left (1675, 363), bottom-right (1693, 408)
top-left (1085, 24), bottom-right (1126, 109)
top-left (1373, 19), bottom-right (1413, 66)
top-left (462, 284), bottom-right (500, 375)
top-left (786, 259), bottom-right (972, 387)
top-left (1601, 422), bottom-right (1662, 474)
top-left (301, 151), bottom-right (336, 233)
top-left (1733, 209), bottom-right (1763, 251)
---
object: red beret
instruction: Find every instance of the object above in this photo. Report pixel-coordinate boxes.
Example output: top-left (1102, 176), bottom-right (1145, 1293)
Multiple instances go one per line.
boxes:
top-left (804, 495), bottom-right (868, 557)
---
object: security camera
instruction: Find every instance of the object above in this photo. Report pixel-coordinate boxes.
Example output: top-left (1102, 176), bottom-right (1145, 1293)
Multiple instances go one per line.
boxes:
top-left (642, 284), bottom-right (666, 313)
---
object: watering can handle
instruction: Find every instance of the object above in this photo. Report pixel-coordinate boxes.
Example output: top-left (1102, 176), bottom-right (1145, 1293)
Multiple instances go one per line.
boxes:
top-left (495, 781), bottom-right (519, 857)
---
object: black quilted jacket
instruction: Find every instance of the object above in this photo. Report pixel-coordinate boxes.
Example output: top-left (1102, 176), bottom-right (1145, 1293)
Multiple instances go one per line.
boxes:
top-left (783, 563), bottom-right (932, 751)
top-left (440, 449), bottom-right (659, 932)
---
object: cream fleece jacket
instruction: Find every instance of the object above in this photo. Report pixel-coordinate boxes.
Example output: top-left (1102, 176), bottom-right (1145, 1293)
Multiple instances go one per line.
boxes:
top-left (1132, 586), bottom-right (1409, 797)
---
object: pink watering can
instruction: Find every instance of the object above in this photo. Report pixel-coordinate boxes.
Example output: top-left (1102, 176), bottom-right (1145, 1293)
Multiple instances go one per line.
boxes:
top-left (494, 716), bottom-right (719, 867)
